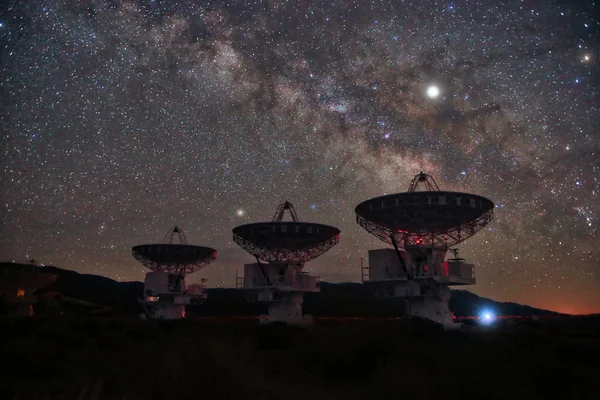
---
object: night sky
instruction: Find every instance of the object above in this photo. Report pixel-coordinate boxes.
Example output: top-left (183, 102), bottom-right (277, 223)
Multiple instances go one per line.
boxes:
top-left (1, 1), bottom-right (598, 314)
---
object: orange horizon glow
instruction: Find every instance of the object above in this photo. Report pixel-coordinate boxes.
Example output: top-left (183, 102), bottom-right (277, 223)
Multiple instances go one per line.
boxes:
top-left (534, 303), bottom-right (600, 316)
top-left (466, 287), bottom-right (600, 316)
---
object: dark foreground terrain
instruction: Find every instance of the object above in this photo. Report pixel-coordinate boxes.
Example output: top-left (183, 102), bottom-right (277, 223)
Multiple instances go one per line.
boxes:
top-left (1, 316), bottom-right (598, 400)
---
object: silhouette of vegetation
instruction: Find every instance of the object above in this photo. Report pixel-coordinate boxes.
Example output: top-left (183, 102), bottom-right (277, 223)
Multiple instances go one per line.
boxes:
top-left (1, 316), bottom-right (598, 399)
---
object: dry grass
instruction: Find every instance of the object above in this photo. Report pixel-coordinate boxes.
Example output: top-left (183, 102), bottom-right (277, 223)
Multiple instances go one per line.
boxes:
top-left (1, 316), bottom-right (598, 399)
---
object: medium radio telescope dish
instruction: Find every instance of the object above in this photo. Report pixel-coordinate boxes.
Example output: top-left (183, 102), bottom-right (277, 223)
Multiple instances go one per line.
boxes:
top-left (232, 201), bottom-right (340, 264)
top-left (355, 172), bottom-right (494, 248)
top-left (132, 226), bottom-right (217, 274)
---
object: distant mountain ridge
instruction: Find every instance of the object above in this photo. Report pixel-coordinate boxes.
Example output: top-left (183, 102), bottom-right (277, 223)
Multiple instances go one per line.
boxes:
top-left (1, 262), bottom-right (563, 317)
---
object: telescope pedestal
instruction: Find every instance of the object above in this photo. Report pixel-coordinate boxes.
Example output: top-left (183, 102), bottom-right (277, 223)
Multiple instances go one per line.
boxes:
top-left (407, 286), bottom-right (454, 327)
top-left (259, 292), bottom-right (307, 325)
top-left (139, 271), bottom-right (207, 320)
top-left (364, 248), bottom-right (475, 328)
top-left (239, 263), bottom-right (319, 326)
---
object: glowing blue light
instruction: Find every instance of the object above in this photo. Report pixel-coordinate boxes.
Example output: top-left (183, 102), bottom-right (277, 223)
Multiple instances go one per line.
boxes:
top-left (479, 309), bottom-right (496, 325)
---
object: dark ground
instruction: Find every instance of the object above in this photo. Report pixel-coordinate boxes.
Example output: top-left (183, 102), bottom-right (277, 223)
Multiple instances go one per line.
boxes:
top-left (1, 316), bottom-right (598, 400)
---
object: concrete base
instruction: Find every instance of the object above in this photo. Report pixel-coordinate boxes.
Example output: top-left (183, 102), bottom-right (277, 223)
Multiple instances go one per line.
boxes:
top-left (407, 286), bottom-right (454, 327)
top-left (259, 292), bottom-right (314, 326)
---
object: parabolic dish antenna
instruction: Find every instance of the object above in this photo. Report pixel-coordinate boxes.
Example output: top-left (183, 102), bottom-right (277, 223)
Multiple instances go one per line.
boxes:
top-left (355, 172), bottom-right (494, 248)
top-left (132, 226), bottom-right (217, 274)
top-left (233, 201), bottom-right (340, 264)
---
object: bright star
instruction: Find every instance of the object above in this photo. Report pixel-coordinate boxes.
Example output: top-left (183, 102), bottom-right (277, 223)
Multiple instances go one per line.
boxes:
top-left (426, 85), bottom-right (440, 98)
top-left (236, 209), bottom-right (245, 217)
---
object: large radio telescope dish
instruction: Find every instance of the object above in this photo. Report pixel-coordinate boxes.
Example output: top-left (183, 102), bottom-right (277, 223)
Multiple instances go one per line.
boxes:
top-left (355, 172), bottom-right (494, 249)
top-left (132, 226), bottom-right (217, 274)
top-left (232, 201), bottom-right (340, 264)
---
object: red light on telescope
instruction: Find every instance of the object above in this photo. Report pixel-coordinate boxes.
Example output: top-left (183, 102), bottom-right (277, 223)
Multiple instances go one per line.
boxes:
top-left (443, 261), bottom-right (449, 276)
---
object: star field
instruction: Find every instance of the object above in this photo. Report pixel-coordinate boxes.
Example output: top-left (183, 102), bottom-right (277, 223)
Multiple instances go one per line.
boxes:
top-left (1, 0), bottom-right (598, 314)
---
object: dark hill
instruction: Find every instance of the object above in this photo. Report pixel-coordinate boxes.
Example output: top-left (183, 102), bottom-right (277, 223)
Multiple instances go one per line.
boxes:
top-left (0, 263), bottom-right (142, 315)
top-left (448, 288), bottom-right (562, 317)
top-left (0, 262), bottom-right (562, 317)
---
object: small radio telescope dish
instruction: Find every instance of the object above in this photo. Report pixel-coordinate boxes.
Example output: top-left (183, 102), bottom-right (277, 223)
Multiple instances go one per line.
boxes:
top-left (132, 226), bottom-right (217, 320)
top-left (132, 226), bottom-right (217, 274)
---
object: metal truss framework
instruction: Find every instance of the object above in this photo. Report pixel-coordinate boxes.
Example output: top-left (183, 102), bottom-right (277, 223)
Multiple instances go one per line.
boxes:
top-left (407, 171), bottom-right (440, 192)
top-left (272, 201), bottom-right (299, 222)
top-left (233, 232), bottom-right (340, 264)
top-left (356, 205), bottom-right (494, 249)
top-left (132, 226), bottom-right (216, 274)
top-left (163, 226), bottom-right (188, 244)
top-left (356, 171), bottom-right (494, 249)
top-left (131, 251), bottom-right (215, 274)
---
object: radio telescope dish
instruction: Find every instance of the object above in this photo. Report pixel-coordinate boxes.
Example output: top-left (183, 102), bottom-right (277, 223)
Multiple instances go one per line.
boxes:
top-left (355, 172), bottom-right (494, 248)
top-left (233, 201), bottom-right (340, 264)
top-left (355, 172), bottom-right (495, 327)
top-left (132, 226), bottom-right (216, 320)
top-left (233, 201), bottom-right (340, 326)
top-left (132, 226), bottom-right (217, 274)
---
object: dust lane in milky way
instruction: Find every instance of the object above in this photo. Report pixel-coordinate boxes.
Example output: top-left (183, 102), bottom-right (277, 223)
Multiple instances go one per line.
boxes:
top-left (1, 1), bottom-right (598, 314)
